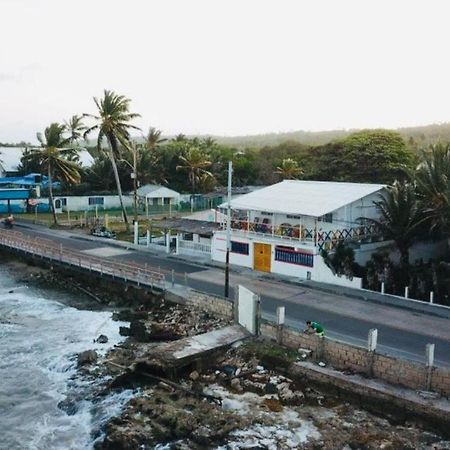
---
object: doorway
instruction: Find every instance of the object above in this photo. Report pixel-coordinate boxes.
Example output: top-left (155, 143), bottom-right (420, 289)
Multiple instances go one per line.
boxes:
top-left (253, 243), bottom-right (271, 272)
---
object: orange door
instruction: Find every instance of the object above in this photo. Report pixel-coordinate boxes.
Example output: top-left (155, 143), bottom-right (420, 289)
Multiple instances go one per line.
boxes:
top-left (254, 243), bottom-right (271, 272)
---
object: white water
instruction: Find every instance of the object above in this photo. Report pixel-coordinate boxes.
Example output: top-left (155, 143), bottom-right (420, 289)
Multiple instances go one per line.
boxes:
top-left (0, 268), bottom-right (133, 450)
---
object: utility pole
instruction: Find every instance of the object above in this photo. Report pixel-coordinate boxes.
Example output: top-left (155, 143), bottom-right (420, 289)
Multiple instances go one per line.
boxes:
top-left (132, 146), bottom-right (138, 223)
top-left (225, 161), bottom-right (233, 298)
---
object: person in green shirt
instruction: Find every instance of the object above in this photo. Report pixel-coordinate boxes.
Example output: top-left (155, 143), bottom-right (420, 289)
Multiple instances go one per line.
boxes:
top-left (305, 320), bottom-right (325, 337)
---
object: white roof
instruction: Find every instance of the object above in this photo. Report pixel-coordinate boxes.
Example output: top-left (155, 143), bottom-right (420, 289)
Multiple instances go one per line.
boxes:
top-left (137, 184), bottom-right (180, 198)
top-left (223, 180), bottom-right (386, 217)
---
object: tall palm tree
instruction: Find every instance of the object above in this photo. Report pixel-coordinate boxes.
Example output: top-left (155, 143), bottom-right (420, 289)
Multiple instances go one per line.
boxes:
top-left (414, 143), bottom-right (450, 234)
top-left (30, 123), bottom-right (81, 225)
top-left (64, 115), bottom-right (86, 144)
top-left (274, 158), bottom-right (304, 180)
top-left (83, 90), bottom-right (140, 229)
top-left (366, 181), bottom-right (425, 267)
top-left (176, 147), bottom-right (213, 208)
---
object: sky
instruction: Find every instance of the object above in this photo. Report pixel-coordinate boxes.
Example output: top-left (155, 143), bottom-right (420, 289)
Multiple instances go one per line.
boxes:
top-left (1, 0), bottom-right (450, 143)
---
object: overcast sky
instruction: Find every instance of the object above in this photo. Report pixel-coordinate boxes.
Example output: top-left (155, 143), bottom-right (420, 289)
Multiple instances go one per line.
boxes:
top-left (1, 0), bottom-right (449, 143)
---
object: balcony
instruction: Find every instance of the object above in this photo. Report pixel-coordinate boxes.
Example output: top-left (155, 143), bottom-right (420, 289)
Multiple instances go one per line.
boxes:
top-left (220, 217), bottom-right (381, 250)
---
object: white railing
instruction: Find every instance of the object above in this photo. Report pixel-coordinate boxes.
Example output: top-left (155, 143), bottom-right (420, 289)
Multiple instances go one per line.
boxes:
top-left (0, 229), bottom-right (166, 290)
top-left (179, 240), bottom-right (211, 254)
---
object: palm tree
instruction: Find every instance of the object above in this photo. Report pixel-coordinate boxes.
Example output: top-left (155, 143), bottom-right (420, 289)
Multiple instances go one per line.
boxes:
top-left (30, 123), bottom-right (81, 225)
top-left (414, 143), bottom-right (450, 234)
top-left (176, 147), bottom-right (213, 208)
top-left (274, 158), bottom-right (303, 180)
top-left (84, 90), bottom-right (140, 229)
top-left (144, 127), bottom-right (167, 150)
top-left (64, 115), bottom-right (86, 144)
top-left (366, 181), bottom-right (425, 267)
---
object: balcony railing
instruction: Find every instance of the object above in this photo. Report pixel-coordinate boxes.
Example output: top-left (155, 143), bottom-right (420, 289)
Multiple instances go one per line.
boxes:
top-left (221, 218), bottom-right (380, 250)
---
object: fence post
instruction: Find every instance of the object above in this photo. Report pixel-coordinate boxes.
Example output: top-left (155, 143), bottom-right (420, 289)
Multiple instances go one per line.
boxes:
top-left (430, 291), bottom-right (434, 304)
top-left (171, 269), bottom-right (175, 287)
top-left (381, 282), bottom-right (385, 295)
top-left (404, 286), bottom-right (409, 299)
top-left (367, 328), bottom-right (378, 377)
top-left (425, 343), bottom-right (435, 391)
top-left (276, 306), bottom-right (285, 345)
top-left (134, 220), bottom-right (139, 246)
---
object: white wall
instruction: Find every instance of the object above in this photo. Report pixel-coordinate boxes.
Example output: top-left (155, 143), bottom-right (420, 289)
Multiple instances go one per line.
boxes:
top-left (54, 195), bottom-right (133, 212)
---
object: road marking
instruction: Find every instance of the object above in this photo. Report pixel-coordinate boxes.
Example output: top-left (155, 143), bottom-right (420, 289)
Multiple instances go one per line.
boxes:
top-left (81, 247), bottom-right (131, 257)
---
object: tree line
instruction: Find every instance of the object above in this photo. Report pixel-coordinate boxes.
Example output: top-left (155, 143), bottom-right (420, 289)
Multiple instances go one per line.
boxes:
top-left (7, 89), bottom-right (450, 303)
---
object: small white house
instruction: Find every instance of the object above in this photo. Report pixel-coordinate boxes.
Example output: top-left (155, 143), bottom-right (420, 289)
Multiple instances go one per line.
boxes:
top-left (212, 180), bottom-right (388, 288)
top-left (53, 194), bottom-right (133, 213)
top-left (137, 185), bottom-right (181, 210)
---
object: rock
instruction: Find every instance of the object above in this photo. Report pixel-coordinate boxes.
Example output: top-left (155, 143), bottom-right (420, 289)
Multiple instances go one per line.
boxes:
top-left (189, 370), bottom-right (200, 381)
top-left (78, 349), bottom-right (98, 366)
top-left (277, 382), bottom-right (305, 404)
top-left (119, 326), bottom-right (131, 336)
top-left (265, 382), bottom-right (278, 394)
top-left (95, 334), bottom-right (109, 344)
top-left (230, 378), bottom-right (243, 392)
top-left (57, 397), bottom-right (79, 415)
top-left (222, 365), bottom-right (236, 377)
top-left (263, 397), bottom-right (283, 412)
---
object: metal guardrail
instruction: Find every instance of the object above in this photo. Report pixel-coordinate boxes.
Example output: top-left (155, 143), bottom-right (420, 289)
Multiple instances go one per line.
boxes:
top-left (0, 229), bottom-right (166, 291)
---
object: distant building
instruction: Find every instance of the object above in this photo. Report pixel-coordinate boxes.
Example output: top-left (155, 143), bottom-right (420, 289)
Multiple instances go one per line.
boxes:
top-left (136, 185), bottom-right (181, 211)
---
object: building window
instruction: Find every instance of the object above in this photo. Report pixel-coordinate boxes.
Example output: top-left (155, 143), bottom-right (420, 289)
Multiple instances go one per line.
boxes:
top-left (231, 241), bottom-right (249, 255)
top-left (261, 211), bottom-right (273, 216)
top-left (319, 213), bottom-right (333, 223)
top-left (183, 233), bottom-right (193, 241)
top-left (287, 214), bottom-right (300, 220)
top-left (275, 245), bottom-right (313, 267)
top-left (88, 197), bottom-right (104, 206)
top-left (164, 198), bottom-right (171, 205)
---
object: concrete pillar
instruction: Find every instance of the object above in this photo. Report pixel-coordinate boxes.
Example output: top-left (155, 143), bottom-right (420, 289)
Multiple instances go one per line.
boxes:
top-left (166, 230), bottom-right (171, 254)
top-left (426, 343), bottom-right (435, 391)
top-left (146, 229), bottom-right (150, 247)
top-left (367, 328), bottom-right (378, 377)
top-left (133, 220), bottom-right (139, 245)
top-left (404, 286), bottom-right (409, 299)
top-left (175, 233), bottom-right (180, 254)
top-left (430, 291), bottom-right (434, 304)
top-left (276, 306), bottom-right (285, 344)
top-left (381, 282), bottom-right (385, 295)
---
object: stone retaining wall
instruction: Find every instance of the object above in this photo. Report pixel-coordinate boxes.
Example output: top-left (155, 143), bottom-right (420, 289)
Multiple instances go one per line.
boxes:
top-left (261, 322), bottom-right (450, 396)
top-left (186, 290), bottom-right (233, 319)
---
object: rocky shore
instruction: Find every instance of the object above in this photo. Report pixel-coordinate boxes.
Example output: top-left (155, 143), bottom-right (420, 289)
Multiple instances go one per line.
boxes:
top-left (2, 256), bottom-right (450, 449)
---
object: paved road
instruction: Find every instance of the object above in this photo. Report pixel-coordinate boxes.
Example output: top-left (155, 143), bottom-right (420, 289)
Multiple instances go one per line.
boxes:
top-left (10, 221), bottom-right (450, 367)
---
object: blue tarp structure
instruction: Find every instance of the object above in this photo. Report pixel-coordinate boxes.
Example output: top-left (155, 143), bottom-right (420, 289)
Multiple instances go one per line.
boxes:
top-left (0, 173), bottom-right (59, 189)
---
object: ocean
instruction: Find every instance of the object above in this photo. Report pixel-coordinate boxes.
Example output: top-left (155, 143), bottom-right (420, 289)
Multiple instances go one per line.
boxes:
top-left (0, 267), bottom-right (132, 450)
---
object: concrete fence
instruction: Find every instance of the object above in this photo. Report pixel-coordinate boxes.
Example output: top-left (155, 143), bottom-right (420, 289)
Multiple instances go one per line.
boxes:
top-left (261, 316), bottom-right (450, 396)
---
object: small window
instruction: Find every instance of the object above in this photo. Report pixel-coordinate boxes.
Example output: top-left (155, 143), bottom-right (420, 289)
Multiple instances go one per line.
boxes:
top-left (319, 213), bottom-right (333, 223)
top-left (287, 215), bottom-right (301, 220)
top-left (164, 198), bottom-right (171, 205)
top-left (275, 245), bottom-right (313, 267)
top-left (231, 241), bottom-right (249, 255)
top-left (183, 233), bottom-right (193, 241)
top-left (88, 197), bottom-right (104, 205)
top-left (261, 211), bottom-right (273, 216)
top-left (152, 198), bottom-right (158, 205)
top-left (61, 198), bottom-right (67, 206)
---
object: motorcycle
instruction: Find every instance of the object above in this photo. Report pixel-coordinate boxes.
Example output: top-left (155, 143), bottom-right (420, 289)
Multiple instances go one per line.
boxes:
top-left (3, 218), bottom-right (14, 229)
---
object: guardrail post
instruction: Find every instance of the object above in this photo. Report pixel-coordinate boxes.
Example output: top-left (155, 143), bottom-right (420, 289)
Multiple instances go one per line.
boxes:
top-left (404, 286), bottom-right (409, 299)
top-left (425, 343), bottom-right (435, 391)
top-left (430, 291), bottom-right (434, 304)
top-left (276, 306), bottom-right (285, 345)
top-left (380, 282), bottom-right (385, 295)
top-left (367, 328), bottom-right (378, 377)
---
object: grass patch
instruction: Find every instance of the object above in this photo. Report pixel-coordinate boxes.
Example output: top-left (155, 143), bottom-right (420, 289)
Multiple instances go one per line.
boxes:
top-left (240, 340), bottom-right (298, 369)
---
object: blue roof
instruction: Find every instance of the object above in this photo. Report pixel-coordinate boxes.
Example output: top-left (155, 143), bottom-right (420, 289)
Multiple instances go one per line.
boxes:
top-left (0, 188), bottom-right (31, 200)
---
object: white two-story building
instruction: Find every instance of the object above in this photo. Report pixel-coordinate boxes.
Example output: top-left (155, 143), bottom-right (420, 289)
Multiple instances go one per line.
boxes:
top-left (212, 180), bottom-right (387, 288)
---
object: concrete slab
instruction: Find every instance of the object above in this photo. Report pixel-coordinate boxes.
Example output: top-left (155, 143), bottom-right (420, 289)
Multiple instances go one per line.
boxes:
top-left (81, 247), bottom-right (132, 257)
top-left (141, 325), bottom-right (250, 368)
